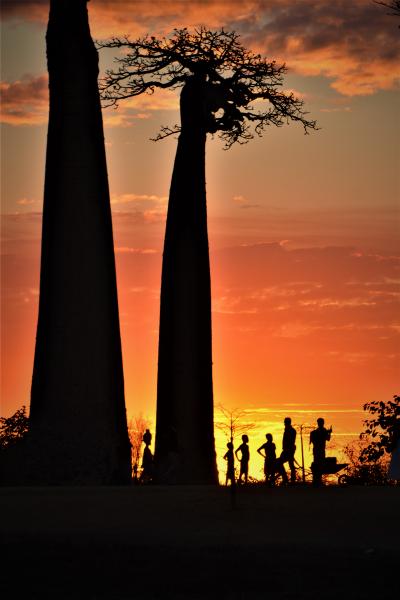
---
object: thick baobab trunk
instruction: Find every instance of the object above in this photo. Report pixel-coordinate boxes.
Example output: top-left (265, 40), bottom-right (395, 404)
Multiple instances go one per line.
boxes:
top-left (26, 0), bottom-right (131, 484)
top-left (155, 77), bottom-right (218, 484)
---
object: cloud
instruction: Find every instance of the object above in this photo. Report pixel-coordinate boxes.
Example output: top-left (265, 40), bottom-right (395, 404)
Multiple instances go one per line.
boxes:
top-left (0, 73), bottom-right (174, 129)
top-left (0, 0), bottom-right (48, 24)
top-left (2, 1), bottom-right (398, 98)
top-left (320, 106), bottom-right (352, 113)
top-left (92, 1), bottom-right (400, 97)
top-left (240, 0), bottom-right (400, 97)
top-left (232, 195), bottom-right (260, 210)
top-left (121, 88), bottom-right (179, 112)
top-left (298, 297), bottom-right (377, 309)
top-left (102, 110), bottom-right (151, 127)
top-left (211, 243), bottom-right (400, 359)
top-left (111, 193), bottom-right (167, 205)
top-left (0, 75), bottom-right (48, 125)
top-left (212, 295), bottom-right (258, 315)
top-left (115, 246), bottom-right (157, 254)
top-left (101, 88), bottom-right (180, 127)
top-left (3, 209), bottom-right (398, 425)
top-left (110, 192), bottom-right (168, 223)
top-left (243, 407), bottom-right (363, 416)
top-left (16, 198), bottom-right (36, 206)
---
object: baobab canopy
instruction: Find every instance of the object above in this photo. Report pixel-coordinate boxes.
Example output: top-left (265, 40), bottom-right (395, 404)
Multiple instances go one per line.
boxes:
top-left (98, 27), bottom-right (318, 148)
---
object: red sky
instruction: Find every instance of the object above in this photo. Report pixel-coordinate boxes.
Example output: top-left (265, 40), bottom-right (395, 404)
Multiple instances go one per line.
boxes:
top-left (1, 0), bottom-right (399, 478)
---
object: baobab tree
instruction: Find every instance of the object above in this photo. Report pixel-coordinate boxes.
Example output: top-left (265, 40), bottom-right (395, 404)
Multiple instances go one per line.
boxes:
top-left (26, 0), bottom-right (131, 484)
top-left (99, 28), bottom-right (317, 484)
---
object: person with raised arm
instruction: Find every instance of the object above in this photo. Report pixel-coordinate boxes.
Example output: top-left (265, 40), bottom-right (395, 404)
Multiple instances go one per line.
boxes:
top-left (310, 418), bottom-right (332, 485)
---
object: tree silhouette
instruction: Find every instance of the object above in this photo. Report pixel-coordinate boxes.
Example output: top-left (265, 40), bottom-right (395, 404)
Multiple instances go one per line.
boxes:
top-left (360, 395), bottom-right (400, 462)
top-left (27, 0), bottom-right (131, 484)
top-left (100, 27), bottom-right (317, 483)
top-left (339, 438), bottom-right (389, 486)
top-left (0, 407), bottom-right (29, 451)
top-left (215, 405), bottom-right (256, 445)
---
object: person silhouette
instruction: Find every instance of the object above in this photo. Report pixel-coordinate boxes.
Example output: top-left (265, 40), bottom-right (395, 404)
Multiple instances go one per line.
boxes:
top-left (223, 442), bottom-right (235, 486)
top-left (257, 433), bottom-right (276, 486)
top-left (278, 417), bottom-right (297, 484)
top-left (235, 434), bottom-right (250, 484)
top-left (140, 428), bottom-right (154, 483)
top-left (310, 418), bottom-right (332, 485)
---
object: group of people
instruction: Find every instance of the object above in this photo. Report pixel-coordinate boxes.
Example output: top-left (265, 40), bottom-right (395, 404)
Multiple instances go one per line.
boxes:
top-left (138, 416), bottom-right (399, 485)
top-left (224, 417), bottom-right (332, 486)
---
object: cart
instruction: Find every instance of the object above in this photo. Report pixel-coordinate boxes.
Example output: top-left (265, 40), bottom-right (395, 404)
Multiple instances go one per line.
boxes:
top-left (311, 457), bottom-right (348, 484)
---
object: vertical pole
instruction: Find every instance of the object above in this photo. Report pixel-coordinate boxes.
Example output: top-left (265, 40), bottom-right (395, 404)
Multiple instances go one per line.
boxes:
top-left (300, 425), bottom-right (306, 483)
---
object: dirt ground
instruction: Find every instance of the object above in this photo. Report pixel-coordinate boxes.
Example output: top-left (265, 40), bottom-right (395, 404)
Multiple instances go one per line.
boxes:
top-left (1, 484), bottom-right (399, 599)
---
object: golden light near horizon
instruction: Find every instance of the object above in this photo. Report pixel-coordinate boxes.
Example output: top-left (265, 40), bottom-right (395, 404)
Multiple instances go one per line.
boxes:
top-left (1, 1), bottom-right (399, 472)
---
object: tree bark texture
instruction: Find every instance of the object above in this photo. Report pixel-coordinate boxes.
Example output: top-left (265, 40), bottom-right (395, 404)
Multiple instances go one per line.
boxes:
top-left (155, 77), bottom-right (218, 484)
top-left (28, 0), bottom-right (131, 484)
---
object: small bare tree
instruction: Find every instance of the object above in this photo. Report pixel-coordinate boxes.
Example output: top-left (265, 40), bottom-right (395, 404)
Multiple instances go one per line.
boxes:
top-left (128, 414), bottom-right (151, 480)
top-left (215, 405), bottom-right (256, 445)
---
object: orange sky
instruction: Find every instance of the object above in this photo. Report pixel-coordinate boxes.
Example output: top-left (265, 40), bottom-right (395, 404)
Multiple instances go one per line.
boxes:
top-left (1, 1), bottom-right (399, 479)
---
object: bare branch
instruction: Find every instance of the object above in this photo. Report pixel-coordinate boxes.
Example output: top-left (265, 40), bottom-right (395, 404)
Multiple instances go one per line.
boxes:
top-left (150, 124), bottom-right (181, 141)
top-left (374, 0), bottom-right (400, 18)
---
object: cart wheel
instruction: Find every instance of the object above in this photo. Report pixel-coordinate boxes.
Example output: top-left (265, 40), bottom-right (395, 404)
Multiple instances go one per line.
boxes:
top-left (338, 474), bottom-right (349, 486)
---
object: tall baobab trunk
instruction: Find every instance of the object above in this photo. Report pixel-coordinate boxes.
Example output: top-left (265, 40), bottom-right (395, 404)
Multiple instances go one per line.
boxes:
top-left (27, 0), bottom-right (131, 484)
top-left (155, 77), bottom-right (218, 484)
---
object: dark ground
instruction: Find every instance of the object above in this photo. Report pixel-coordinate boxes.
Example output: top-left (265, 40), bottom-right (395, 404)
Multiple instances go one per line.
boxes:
top-left (1, 485), bottom-right (399, 599)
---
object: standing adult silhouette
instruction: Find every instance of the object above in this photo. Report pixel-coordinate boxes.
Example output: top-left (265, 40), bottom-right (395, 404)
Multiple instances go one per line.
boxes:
top-left (140, 429), bottom-right (154, 483)
top-left (310, 418), bottom-right (332, 485)
top-left (278, 417), bottom-right (297, 484)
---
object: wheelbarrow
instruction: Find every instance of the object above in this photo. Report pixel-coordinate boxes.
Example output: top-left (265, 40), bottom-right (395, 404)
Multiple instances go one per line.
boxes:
top-left (311, 457), bottom-right (348, 484)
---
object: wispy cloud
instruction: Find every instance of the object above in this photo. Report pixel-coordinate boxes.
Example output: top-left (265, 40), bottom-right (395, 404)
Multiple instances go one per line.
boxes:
top-left (211, 242), bottom-right (400, 373)
top-left (232, 195), bottom-right (260, 210)
top-left (111, 193), bottom-right (167, 205)
top-left (244, 407), bottom-right (363, 415)
top-left (0, 73), bottom-right (171, 128)
top-left (320, 106), bottom-right (352, 113)
top-left (0, 75), bottom-right (48, 125)
top-left (16, 198), bottom-right (36, 206)
top-left (110, 192), bottom-right (168, 223)
top-left (114, 247), bottom-right (157, 254)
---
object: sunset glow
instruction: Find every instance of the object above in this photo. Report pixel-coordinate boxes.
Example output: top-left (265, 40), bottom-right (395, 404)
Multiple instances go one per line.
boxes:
top-left (1, 0), bottom-right (399, 480)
